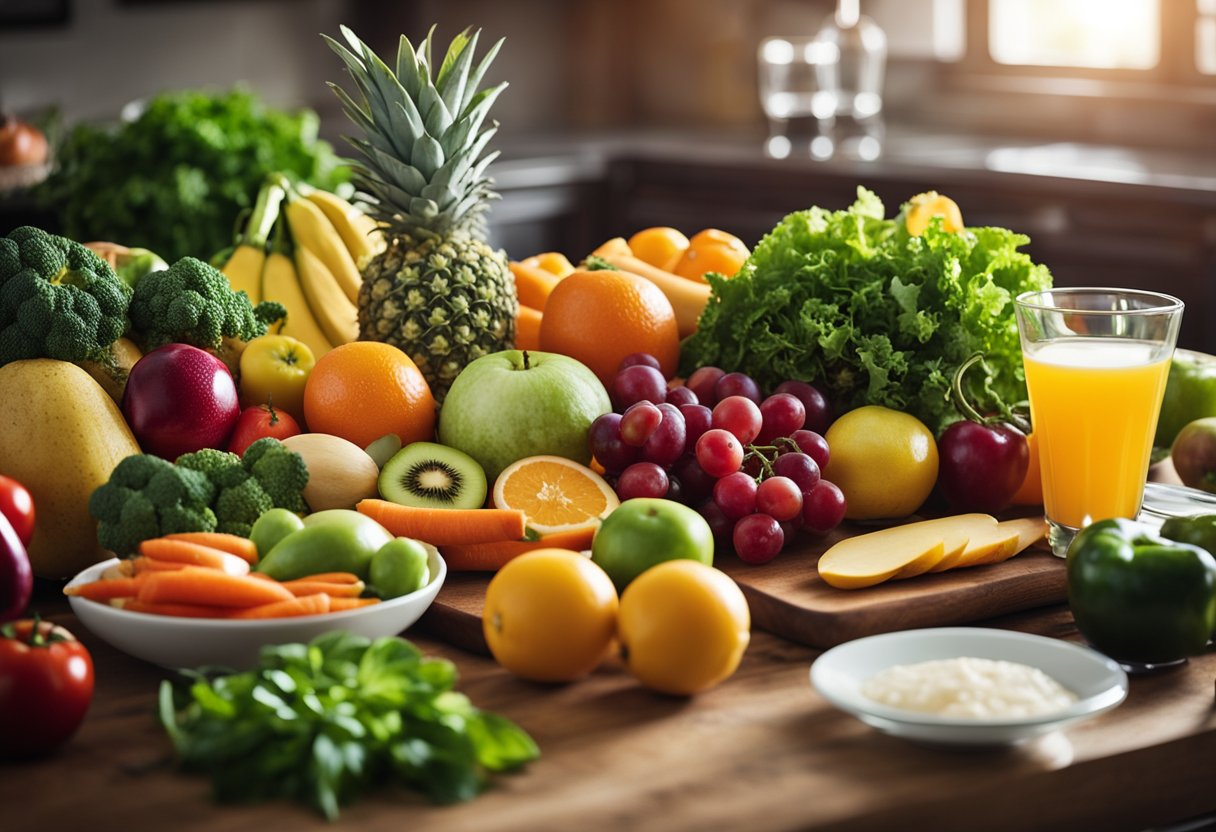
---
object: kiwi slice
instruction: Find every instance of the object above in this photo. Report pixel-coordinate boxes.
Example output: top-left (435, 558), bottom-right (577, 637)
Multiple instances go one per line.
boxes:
top-left (378, 441), bottom-right (488, 510)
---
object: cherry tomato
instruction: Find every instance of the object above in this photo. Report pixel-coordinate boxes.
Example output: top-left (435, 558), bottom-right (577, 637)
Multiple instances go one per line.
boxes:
top-left (0, 619), bottom-right (94, 758)
top-left (227, 402), bottom-right (301, 457)
top-left (0, 475), bottom-right (35, 547)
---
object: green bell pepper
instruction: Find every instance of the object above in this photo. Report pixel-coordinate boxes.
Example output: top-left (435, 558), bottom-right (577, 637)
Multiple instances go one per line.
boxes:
top-left (1159, 513), bottom-right (1216, 558)
top-left (1155, 349), bottom-right (1216, 449)
top-left (1067, 518), bottom-right (1216, 664)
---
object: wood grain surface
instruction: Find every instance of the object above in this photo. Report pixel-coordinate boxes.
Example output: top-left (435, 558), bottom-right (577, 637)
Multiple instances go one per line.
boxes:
top-left (5, 592), bottom-right (1216, 832)
top-left (419, 522), bottom-right (1067, 655)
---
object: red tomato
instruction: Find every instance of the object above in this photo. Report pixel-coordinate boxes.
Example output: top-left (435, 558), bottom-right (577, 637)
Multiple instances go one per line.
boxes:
top-left (0, 619), bottom-right (94, 758)
top-left (227, 403), bottom-right (301, 457)
top-left (0, 475), bottom-right (35, 547)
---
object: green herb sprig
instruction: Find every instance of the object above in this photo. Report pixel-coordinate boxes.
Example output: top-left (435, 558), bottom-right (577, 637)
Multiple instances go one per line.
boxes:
top-left (159, 631), bottom-right (539, 820)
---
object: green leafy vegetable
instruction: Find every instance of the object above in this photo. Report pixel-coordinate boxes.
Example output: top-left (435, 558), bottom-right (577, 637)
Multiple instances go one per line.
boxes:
top-left (158, 631), bottom-right (539, 820)
top-left (40, 89), bottom-right (348, 262)
top-left (680, 188), bottom-right (1053, 432)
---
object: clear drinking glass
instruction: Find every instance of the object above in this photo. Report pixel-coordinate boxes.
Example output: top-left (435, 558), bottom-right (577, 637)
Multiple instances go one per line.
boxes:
top-left (1014, 288), bottom-right (1184, 557)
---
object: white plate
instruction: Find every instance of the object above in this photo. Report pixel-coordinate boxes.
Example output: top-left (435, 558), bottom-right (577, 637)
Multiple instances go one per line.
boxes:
top-left (810, 627), bottom-right (1128, 746)
top-left (66, 551), bottom-right (447, 670)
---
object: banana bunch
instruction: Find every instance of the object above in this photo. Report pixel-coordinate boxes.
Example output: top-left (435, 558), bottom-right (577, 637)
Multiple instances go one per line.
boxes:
top-left (219, 178), bottom-right (385, 359)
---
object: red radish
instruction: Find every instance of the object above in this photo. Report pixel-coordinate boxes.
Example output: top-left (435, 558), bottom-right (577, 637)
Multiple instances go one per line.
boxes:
top-left (123, 344), bottom-right (240, 460)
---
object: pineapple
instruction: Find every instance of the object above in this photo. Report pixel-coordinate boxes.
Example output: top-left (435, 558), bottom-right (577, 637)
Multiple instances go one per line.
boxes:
top-left (324, 26), bottom-right (517, 402)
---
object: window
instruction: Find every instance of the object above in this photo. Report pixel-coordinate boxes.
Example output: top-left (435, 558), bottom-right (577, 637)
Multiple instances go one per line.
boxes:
top-left (988, 0), bottom-right (1159, 70)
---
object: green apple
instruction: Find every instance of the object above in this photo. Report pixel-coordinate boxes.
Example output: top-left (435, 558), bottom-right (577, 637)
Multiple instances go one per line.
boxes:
top-left (239, 334), bottom-right (316, 424)
top-left (249, 507), bottom-right (305, 559)
top-left (591, 498), bottom-right (714, 591)
top-left (438, 349), bottom-right (611, 482)
top-left (370, 538), bottom-right (432, 598)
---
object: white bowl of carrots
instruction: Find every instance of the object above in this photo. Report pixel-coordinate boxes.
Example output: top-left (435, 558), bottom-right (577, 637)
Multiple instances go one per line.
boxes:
top-left (65, 532), bottom-right (447, 670)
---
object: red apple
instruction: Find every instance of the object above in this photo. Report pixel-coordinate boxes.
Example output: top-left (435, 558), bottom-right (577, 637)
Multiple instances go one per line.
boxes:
top-left (122, 344), bottom-right (240, 460)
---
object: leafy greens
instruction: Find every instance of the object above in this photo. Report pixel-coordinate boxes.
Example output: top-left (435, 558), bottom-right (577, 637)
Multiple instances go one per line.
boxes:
top-left (159, 631), bottom-right (539, 820)
top-left (41, 88), bottom-right (348, 262)
top-left (680, 188), bottom-right (1053, 431)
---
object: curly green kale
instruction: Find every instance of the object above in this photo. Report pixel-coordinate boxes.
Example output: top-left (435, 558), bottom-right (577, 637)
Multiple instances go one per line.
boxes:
top-left (89, 455), bottom-right (218, 555)
top-left (0, 226), bottom-right (132, 367)
top-left (128, 257), bottom-right (283, 351)
top-left (178, 439), bottom-right (308, 537)
top-left (680, 188), bottom-right (1053, 432)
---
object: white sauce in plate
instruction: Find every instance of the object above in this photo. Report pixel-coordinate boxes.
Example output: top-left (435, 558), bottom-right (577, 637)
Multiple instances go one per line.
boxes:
top-left (861, 657), bottom-right (1078, 719)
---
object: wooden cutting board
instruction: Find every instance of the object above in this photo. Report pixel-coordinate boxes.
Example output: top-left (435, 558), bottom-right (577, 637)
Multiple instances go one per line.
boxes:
top-left (417, 521), bottom-right (1068, 655)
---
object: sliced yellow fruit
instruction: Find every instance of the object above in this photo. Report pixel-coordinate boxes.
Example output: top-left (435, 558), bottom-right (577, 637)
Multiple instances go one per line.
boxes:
top-left (966, 516), bottom-right (1049, 567)
top-left (817, 517), bottom-right (985, 589)
top-left (923, 514), bottom-right (1001, 573)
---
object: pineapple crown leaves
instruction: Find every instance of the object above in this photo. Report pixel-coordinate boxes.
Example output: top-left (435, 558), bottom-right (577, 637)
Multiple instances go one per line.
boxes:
top-left (323, 25), bottom-right (507, 240)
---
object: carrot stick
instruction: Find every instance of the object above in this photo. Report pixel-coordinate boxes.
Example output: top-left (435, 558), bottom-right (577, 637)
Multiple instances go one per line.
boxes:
top-left (228, 593), bottom-right (331, 619)
top-left (281, 579), bottom-right (366, 598)
top-left (515, 304), bottom-right (542, 351)
top-left (137, 567), bottom-right (293, 608)
top-left (130, 556), bottom-right (191, 574)
top-left (356, 499), bottom-right (528, 546)
top-left (121, 599), bottom-right (233, 618)
top-left (327, 597), bottom-right (381, 611)
top-left (287, 572), bottom-right (361, 584)
top-left (440, 526), bottom-right (596, 572)
top-left (138, 539), bottom-right (251, 576)
top-left (163, 532), bottom-right (259, 565)
top-left (509, 261), bottom-right (560, 310)
top-left (65, 576), bottom-right (144, 601)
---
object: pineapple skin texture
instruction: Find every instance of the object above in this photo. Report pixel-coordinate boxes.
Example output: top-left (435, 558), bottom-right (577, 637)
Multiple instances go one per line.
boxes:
top-left (358, 233), bottom-right (518, 403)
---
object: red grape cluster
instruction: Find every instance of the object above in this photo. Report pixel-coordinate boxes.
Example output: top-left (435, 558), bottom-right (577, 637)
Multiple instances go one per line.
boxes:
top-left (589, 354), bottom-right (848, 565)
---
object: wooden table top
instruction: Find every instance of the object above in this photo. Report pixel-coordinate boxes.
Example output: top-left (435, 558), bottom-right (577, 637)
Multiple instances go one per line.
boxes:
top-left (4, 590), bottom-right (1215, 832)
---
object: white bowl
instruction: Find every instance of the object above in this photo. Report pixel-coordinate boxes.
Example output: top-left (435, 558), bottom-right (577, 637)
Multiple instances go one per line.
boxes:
top-left (810, 627), bottom-right (1128, 746)
top-left (66, 551), bottom-right (447, 670)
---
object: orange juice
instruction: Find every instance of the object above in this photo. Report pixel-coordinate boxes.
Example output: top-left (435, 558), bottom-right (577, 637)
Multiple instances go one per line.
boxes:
top-left (1023, 338), bottom-right (1171, 529)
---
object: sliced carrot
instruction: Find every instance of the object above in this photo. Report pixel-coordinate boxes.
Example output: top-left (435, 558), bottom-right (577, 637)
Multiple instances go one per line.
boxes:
top-left (509, 261), bottom-right (560, 310)
top-left (137, 567), bottom-right (293, 608)
top-left (65, 576), bottom-right (144, 601)
top-left (163, 532), bottom-right (259, 564)
top-left (130, 556), bottom-right (191, 573)
top-left (440, 526), bottom-right (596, 572)
top-left (228, 593), bottom-right (331, 619)
top-left (121, 599), bottom-right (232, 618)
top-left (281, 579), bottom-right (366, 598)
top-left (327, 596), bottom-right (381, 611)
top-left (515, 304), bottom-right (543, 351)
top-left (356, 499), bottom-right (527, 546)
top-left (288, 572), bottom-right (362, 584)
top-left (138, 539), bottom-right (251, 576)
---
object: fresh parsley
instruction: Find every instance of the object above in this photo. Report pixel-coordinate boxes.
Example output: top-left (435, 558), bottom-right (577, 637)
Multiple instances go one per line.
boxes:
top-left (158, 631), bottom-right (539, 820)
top-left (680, 187), bottom-right (1053, 432)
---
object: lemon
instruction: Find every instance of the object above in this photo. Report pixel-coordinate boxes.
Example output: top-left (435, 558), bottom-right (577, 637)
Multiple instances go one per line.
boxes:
top-left (824, 406), bottom-right (940, 520)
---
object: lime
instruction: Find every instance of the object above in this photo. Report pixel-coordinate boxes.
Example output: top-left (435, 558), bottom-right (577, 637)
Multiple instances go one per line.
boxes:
top-left (370, 538), bottom-right (431, 598)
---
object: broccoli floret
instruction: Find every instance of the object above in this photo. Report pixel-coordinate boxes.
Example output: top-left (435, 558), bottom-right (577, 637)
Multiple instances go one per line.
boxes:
top-left (241, 437), bottom-right (309, 513)
top-left (0, 226), bottom-right (132, 367)
top-left (89, 454), bottom-right (218, 554)
top-left (213, 477), bottom-right (274, 538)
top-left (177, 448), bottom-right (248, 489)
top-left (127, 257), bottom-right (278, 351)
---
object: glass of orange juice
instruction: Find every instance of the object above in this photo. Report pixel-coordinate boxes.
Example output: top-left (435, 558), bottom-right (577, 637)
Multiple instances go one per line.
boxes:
top-left (1015, 288), bottom-right (1183, 557)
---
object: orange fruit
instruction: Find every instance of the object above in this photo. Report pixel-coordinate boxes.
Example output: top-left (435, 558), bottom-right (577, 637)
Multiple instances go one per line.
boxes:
top-left (1011, 431), bottom-right (1044, 506)
top-left (523, 251), bottom-right (576, 277)
top-left (492, 455), bottom-right (620, 535)
top-left (905, 191), bottom-right (965, 236)
top-left (618, 560), bottom-right (750, 696)
top-left (539, 269), bottom-right (680, 384)
top-left (302, 341), bottom-right (436, 449)
top-left (483, 548), bottom-right (620, 682)
top-left (628, 227), bottom-right (690, 272)
top-left (672, 229), bottom-right (750, 283)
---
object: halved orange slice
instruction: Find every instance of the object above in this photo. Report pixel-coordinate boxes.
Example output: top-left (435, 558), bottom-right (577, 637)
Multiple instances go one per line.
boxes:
top-left (492, 456), bottom-right (620, 535)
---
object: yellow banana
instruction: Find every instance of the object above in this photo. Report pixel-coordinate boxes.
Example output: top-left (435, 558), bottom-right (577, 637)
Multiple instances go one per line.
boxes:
top-left (221, 180), bottom-right (284, 302)
top-left (304, 188), bottom-right (385, 268)
top-left (221, 244), bottom-right (266, 302)
top-left (284, 194), bottom-right (362, 304)
top-left (295, 245), bottom-right (359, 346)
top-left (260, 249), bottom-right (334, 359)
